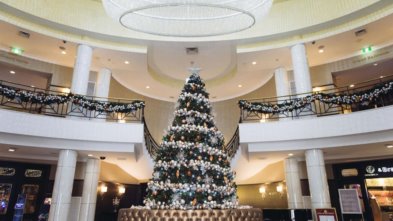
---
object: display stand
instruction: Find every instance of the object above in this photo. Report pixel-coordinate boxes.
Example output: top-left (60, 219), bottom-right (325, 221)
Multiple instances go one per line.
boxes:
top-left (315, 208), bottom-right (338, 221)
top-left (12, 194), bottom-right (26, 221)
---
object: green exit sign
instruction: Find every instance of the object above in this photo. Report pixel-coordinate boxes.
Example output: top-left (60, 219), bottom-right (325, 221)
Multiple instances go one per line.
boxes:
top-left (11, 47), bottom-right (23, 55)
top-left (362, 46), bottom-right (373, 54)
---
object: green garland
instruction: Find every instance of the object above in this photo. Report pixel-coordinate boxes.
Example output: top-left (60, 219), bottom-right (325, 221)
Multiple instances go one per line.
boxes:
top-left (0, 84), bottom-right (145, 114)
top-left (239, 81), bottom-right (393, 114)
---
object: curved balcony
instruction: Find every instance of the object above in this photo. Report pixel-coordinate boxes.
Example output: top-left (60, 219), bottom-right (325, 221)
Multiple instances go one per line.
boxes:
top-left (238, 75), bottom-right (393, 152)
top-left (0, 80), bottom-right (145, 153)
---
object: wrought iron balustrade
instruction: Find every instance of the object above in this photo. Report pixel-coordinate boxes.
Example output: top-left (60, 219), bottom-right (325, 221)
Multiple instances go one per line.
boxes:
top-left (0, 80), bottom-right (144, 122)
top-left (143, 118), bottom-right (240, 160)
top-left (239, 75), bottom-right (393, 122)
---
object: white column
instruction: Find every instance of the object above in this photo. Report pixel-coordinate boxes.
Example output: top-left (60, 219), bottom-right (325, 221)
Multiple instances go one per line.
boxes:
top-left (95, 68), bottom-right (112, 99)
top-left (285, 158), bottom-right (304, 209)
top-left (48, 150), bottom-right (78, 221)
top-left (71, 44), bottom-right (93, 95)
top-left (291, 43), bottom-right (312, 95)
top-left (274, 67), bottom-right (291, 120)
top-left (274, 67), bottom-right (290, 98)
top-left (79, 158), bottom-right (101, 221)
top-left (305, 149), bottom-right (331, 210)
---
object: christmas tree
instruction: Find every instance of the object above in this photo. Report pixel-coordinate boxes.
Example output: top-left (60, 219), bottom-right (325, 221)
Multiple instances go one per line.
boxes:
top-left (144, 69), bottom-right (237, 210)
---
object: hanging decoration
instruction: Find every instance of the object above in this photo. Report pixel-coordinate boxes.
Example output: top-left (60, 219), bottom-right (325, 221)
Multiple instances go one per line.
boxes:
top-left (239, 81), bottom-right (393, 114)
top-left (0, 85), bottom-right (145, 114)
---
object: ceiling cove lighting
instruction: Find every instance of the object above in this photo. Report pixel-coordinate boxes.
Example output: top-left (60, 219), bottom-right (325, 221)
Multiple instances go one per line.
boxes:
top-left (102, 0), bottom-right (273, 37)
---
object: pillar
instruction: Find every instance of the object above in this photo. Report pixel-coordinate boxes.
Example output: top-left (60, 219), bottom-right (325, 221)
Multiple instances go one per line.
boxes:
top-left (71, 44), bottom-right (93, 95)
top-left (94, 68), bottom-right (112, 121)
top-left (48, 150), bottom-right (78, 221)
top-left (78, 158), bottom-right (101, 221)
top-left (291, 43), bottom-right (312, 95)
top-left (95, 68), bottom-right (111, 99)
top-left (285, 158), bottom-right (304, 209)
top-left (274, 67), bottom-right (290, 98)
top-left (274, 67), bottom-right (291, 120)
top-left (305, 149), bottom-right (331, 210)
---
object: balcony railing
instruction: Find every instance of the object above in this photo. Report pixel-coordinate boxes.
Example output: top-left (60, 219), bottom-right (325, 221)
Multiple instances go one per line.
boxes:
top-left (143, 122), bottom-right (240, 160)
top-left (239, 75), bottom-right (393, 122)
top-left (0, 80), bottom-right (145, 122)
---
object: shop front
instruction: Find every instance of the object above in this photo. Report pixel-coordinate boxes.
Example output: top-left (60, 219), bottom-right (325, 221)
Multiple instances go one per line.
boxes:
top-left (333, 159), bottom-right (393, 221)
top-left (0, 160), bottom-right (50, 221)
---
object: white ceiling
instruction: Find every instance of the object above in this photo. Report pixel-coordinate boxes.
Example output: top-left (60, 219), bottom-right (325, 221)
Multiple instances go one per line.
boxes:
top-left (1, 13), bottom-right (393, 101)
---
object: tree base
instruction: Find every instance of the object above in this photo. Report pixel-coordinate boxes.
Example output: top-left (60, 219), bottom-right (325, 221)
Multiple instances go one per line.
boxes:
top-left (117, 208), bottom-right (262, 221)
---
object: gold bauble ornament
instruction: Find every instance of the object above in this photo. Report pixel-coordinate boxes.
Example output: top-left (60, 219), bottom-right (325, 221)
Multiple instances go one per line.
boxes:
top-left (176, 170), bottom-right (180, 178)
top-left (192, 198), bottom-right (197, 206)
top-left (210, 155), bottom-right (213, 161)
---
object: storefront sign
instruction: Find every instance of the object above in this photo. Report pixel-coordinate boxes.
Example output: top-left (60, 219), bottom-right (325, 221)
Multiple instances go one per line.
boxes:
top-left (315, 208), bottom-right (338, 221)
top-left (365, 165), bottom-right (393, 177)
top-left (338, 189), bottom-right (362, 214)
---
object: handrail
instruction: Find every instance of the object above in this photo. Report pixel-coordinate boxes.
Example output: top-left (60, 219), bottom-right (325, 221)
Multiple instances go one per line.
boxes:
top-left (239, 74), bottom-right (393, 122)
top-left (143, 117), bottom-right (160, 159)
top-left (143, 118), bottom-right (240, 159)
top-left (0, 79), bottom-right (145, 122)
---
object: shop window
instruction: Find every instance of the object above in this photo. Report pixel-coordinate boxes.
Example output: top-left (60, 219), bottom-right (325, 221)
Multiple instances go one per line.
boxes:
top-left (0, 167), bottom-right (15, 176)
top-left (0, 183), bottom-right (12, 214)
top-left (25, 169), bottom-right (42, 178)
top-left (22, 184), bottom-right (39, 214)
top-left (341, 168), bottom-right (358, 177)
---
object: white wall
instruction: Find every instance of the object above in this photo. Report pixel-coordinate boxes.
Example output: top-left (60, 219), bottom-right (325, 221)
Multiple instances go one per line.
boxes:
top-left (0, 109), bottom-right (143, 152)
top-left (240, 105), bottom-right (393, 151)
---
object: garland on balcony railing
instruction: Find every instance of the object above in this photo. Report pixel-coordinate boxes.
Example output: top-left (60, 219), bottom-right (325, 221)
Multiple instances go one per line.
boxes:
top-left (239, 81), bottom-right (393, 114)
top-left (0, 84), bottom-right (145, 113)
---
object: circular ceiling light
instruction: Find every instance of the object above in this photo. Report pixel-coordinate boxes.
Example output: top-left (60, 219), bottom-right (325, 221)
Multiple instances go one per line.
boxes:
top-left (102, 0), bottom-right (273, 37)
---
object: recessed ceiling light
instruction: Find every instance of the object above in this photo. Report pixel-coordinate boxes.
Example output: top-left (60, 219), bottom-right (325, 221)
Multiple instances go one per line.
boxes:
top-left (31, 85), bottom-right (35, 88)
top-left (61, 51), bottom-right (67, 55)
top-left (124, 60), bottom-right (130, 64)
top-left (88, 154), bottom-right (93, 157)
top-left (252, 61), bottom-right (257, 65)
top-left (9, 70), bottom-right (15, 74)
top-left (146, 86), bottom-right (150, 89)
top-left (288, 153), bottom-right (294, 156)
top-left (318, 45), bottom-right (325, 53)
top-left (386, 144), bottom-right (393, 149)
top-left (8, 148), bottom-right (16, 152)
top-left (238, 84), bottom-right (243, 88)
top-left (380, 76), bottom-right (385, 79)
top-left (349, 84), bottom-right (355, 88)
top-left (373, 63), bottom-right (378, 66)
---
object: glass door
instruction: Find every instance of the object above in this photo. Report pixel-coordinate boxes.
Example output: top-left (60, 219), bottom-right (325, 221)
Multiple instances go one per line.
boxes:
top-left (365, 178), bottom-right (393, 221)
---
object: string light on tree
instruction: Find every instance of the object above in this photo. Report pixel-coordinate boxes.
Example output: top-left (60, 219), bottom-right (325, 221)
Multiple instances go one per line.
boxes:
top-left (144, 69), bottom-right (238, 210)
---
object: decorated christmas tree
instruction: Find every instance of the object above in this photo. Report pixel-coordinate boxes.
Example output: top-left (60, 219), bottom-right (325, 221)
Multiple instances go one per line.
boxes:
top-left (144, 69), bottom-right (237, 210)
